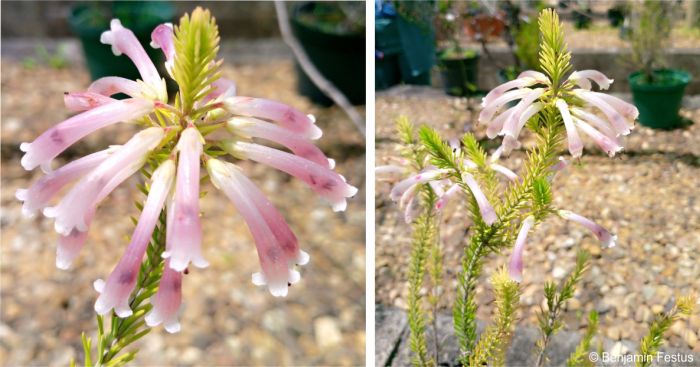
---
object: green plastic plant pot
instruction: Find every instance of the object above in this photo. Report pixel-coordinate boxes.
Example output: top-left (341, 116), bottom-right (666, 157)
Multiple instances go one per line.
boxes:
top-left (629, 69), bottom-right (691, 129)
top-left (291, 2), bottom-right (365, 106)
top-left (68, 2), bottom-right (175, 83)
top-left (437, 51), bottom-right (480, 97)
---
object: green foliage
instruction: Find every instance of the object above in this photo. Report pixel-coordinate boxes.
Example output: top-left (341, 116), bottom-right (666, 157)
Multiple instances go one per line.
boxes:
top-left (567, 311), bottom-right (599, 367)
top-left (418, 126), bottom-right (461, 172)
top-left (536, 250), bottom-right (591, 366)
top-left (628, 0), bottom-right (672, 82)
top-left (407, 207), bottom-right (438, 367)
top-left (470, 267), bottom-right (521, 366)
top-left (514, 20), bottom-right (540, 71)
top-left (172, 7), bottom-right (222, 115)
top-left (532, 177), bottom-right (553, 218)
top-left (636, 295), bottom-right (696, 367)
top-left (537, 9), bottom-right (571, 90)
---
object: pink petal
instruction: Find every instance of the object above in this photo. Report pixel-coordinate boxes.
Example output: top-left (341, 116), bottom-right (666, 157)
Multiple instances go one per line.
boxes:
top-left (145, 262), bottom-right (183, 333)
top-left (223, 97), bottom-right (322, 140)
top-left (64, 92), bottom-right (116, 112)
top-left (555, 99), bottom-right (583, 158)
top-left (508, 216), bottom-right (535, 282)
top-left (87, 77), bottom-right (141, 98)
top-left (568, 70), bottom-right (614, 90)
top-left (20, 98), bottom-right (153, 172)
top-left (94, 160), bottom-right (175, 317)
top-left (228, 142), bottom-right (358, 212)
top-left (43, 127), bottom-right (164, 236)
top-left (207, 159), bottom-right (306, 297)
top-left (559, 210), bottom-right (617, 248)
top-left (573, 90), bottom-right (632, 136)
top-left (389, 168), bottom-right (447, 202)
top-left (16, 148), bottom-right (114, 218)
top-left (486, 107), bottom-right (514, 139)
top-left (463, 172), bottom-right (497, 225)
top-left (570, 107), bottom-right (619, 140)
top-left (202, 78), bottom-right (237, 104)
top-left (573, 117), bottom-right (624, 157)
top-left (588, 91), bottom-right (639, 121)
top-left (228, 117), bottom-right (331, 168)
top-left (164, 128), bottom-right (208, 272)
top-left (150, 23), bottom-right (175, 62)
top-left (482, 75), bottom-right (541, 106)
top-left (435, 183), bottom-right (460, 211)
top-left (490, 163), bottom-right (519, 181)
top-left (100, 19), bottom-right (162, 92)
top-left (479, 88), bottom-right (533, 125)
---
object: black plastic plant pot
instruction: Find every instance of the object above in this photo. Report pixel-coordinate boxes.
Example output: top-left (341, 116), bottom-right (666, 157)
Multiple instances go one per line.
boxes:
top-left (68, 2), bottom-right (175, 83)
top-left (291, 3), bottom-right (366, 106)
top-left (437, 51), bottom-right (480, 97)
top-left (629, 69), bottom-right (691, 129)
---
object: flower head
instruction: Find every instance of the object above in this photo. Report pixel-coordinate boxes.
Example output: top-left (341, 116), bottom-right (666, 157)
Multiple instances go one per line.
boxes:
top-left (480, 69), bottom-right (637, 158)
top-left (17, 8), bottom-right (354, 333)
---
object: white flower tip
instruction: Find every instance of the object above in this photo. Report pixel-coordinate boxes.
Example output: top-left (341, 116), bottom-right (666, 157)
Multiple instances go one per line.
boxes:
top-left (19, 142), bottom-right (30, 152)
top-left (94, 297), bottom-right (111, 315)
top-left (55, 256), bottom-right (72, 270)
top-left (164, 320), bottom-right (181, 333)
top-left (331, 199), bottom-right (348, 212)
top-left (307, 114), bottom-right (316, 123)
top-left (15, 188), bottom-right (27, 201)
top-left (268, 281), bottom-right (289, 297)
top-left (509, 271), bottom-right (523, 283)
top-left (161, 251), bottom-right (171, 259)
top-left (604, 234), bottom-right (618, 248)
top-left (288, 269), bottom-right (301, 285)
top-left (296, 250), bottom-right (310, 266)
top-left (327, 158), bottom-right (336, 169)
top-left (20, 205), bottom-right (36, 219)
top-left (347, 185), bottom-right (359, 198)
top-left (149, 40), bottom-right (160, 49)
top-left (168, 257), bottom-right (189, 272)
top-left (308, 124), bottom-right (323, 140)
top-left (115, 306), bottom-right (134, 318)
top-left (251, 272), bottom-right (267, 286)
top-left (40, 161), bottom-right (53, 174)
top-left (93, 279), bottom-right (106, 293)
top-left (145, 311), bottom-right (161, 327)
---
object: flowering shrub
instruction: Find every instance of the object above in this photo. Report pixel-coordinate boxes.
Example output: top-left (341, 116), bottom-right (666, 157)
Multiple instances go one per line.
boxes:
top-left (17, 7), bottom-right (356, 365)
top-left (379, 9), bottom-right (695, 366)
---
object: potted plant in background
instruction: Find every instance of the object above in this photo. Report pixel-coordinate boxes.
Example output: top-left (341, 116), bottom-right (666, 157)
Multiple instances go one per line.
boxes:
top-left (435, 0), bottom-right (488, 97)
top-left (291, 1), bottom-right (365, 106)
top-left (69, 1), bottom-right (175, 83)
top-left (375, 0), bottom-right (435, 90)
top-left (628, 0), bottom-right (692, 129)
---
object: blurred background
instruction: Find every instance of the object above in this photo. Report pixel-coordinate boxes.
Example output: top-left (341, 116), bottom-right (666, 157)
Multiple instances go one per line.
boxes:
top-left (1, 1), bottom-right (365, 365)
top-left (375, 0), bottom-right (700, 364)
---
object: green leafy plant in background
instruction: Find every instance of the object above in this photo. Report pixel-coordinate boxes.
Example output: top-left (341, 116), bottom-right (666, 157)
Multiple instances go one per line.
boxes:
top-left (628, 0), bottom-right (672, 83)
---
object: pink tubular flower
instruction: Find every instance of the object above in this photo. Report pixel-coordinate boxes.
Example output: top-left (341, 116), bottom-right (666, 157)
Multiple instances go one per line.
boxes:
top-left (479, 68), bottom-right (637, 159)
top-left (556, 99), bottom-right (584, 158)
top-left (558, 210), bottom-right (617, 248)
top-left (163, 127), bottom-right (209, 272)
top-left (227, 117), bottom-right (333, 168)
top-left (207, 159), bottom-right (309, 297)
top-left (571, 89), bottom-right (633, 136)
top-left (223, 97), bottom-right (322, 140)
top-left (226, 141), bottom-right (358, 212)
top-left (43, 127), bottom-right (164, 236)
top-left (87, 77), bottom-right (141, 98)
top-left (463, 172), bottom-right (497, 225)
top-left (435, 183), bottom-right (460, 211)
top-left (100, 19), bottom-right (166, 101)
top-left (20, 98), bottom-right (153, 172)
top-left (145, 261), bottom-right (183, 333)
top-left (150, 23), bottom-right (175, 63)
top-left (568, 70), bottom-right (614, 90)
top-left (203, 78), bottom-right (237, 104)
top-left (94, 159), bottom-right (175, 317)
top-left (482, 72), bottom-right (548, 106)
top-left (16, 147), bottom-right (115, 217)
top-left (389, 168), bottom-right (449, 202)
top-left (64, 92), bottom-right (116, 112)
top-left (508, 216), bottom-right (535, 282)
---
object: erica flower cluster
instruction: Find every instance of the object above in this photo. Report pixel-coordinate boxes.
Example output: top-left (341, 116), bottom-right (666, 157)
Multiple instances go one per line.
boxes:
top-left (17, 10), bottom-right (356, 333)
top-left (480, 69), bottom-right (638, 158)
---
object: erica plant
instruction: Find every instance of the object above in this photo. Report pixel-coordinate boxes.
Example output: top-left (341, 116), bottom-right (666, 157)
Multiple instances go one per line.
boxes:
top-left (379, 8), bottom-right (693, 366)
top-left (17, 7), bottom-right (356, 365)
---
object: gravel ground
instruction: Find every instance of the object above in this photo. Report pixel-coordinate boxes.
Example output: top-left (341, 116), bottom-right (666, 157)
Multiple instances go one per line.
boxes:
top-left (375, 88), bottom-right (700, 354)
top-left (0, 53), bottom-right (366, 365)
